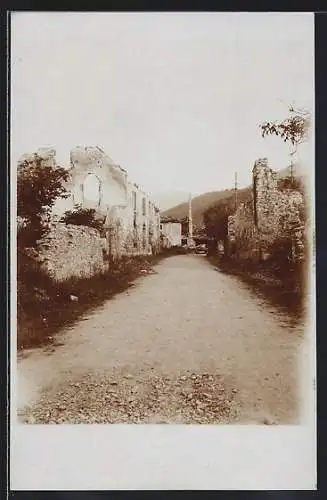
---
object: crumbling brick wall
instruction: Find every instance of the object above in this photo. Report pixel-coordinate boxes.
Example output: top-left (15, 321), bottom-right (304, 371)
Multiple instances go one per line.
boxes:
top-left (36, 223), bottom-right (108, 281)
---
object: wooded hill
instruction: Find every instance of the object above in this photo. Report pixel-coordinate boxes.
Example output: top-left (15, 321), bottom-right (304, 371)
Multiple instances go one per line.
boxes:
top-left (161, 166), bottom-right (300, 228)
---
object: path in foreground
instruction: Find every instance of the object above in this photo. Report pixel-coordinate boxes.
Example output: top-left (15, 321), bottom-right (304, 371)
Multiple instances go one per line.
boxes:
top-left (17, 254), bottom-right (305, 424)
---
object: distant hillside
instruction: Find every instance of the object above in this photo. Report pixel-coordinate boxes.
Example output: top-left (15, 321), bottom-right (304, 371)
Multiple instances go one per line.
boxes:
top-left (162, 189), bottom-right (237, 227)
top-left (161, 166), bottom-right (302, 227)
top-left (152, 190), bottom-right (193, 211)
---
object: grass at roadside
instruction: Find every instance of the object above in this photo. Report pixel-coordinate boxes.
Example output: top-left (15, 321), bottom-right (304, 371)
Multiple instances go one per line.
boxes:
top-left (207, 255), bottom-right (306, 323)
top-left (17, 249), bottom-right (172, 351)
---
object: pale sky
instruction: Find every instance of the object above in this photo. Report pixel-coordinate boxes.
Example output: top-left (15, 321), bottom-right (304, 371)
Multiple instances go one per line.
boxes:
top-left (11, 12), bottom-right (314, 199)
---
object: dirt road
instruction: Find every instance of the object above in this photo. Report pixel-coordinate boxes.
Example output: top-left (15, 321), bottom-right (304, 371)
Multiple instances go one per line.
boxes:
top-left (17, 254), bottom-right (304, 424)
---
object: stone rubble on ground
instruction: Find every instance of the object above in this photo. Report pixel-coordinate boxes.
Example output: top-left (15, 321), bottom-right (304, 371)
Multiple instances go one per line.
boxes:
top-left (18, 371), bottom-right (240, 425)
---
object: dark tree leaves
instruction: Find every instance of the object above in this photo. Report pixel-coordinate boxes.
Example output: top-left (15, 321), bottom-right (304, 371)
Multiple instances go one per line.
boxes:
top-left (17, 154), bottom-right (70, 247)
top-left (61, 207), bottom-right (103, 231)
top-left (260, 109), bottom-right (310, 147)
top-left (203, 199), bottom-right (234, 241)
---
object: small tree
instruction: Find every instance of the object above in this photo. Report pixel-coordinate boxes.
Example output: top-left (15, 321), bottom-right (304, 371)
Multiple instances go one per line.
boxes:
top-left (260, 105), bottom-right (311, 188)
top-left (17, 154), bottom-right (70, 247)
top-left (260, 102), bottom-right (310, 178)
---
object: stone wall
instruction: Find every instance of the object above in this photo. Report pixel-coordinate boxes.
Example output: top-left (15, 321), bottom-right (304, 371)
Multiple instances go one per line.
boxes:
top-left (36, 223), bottom-right (108, 282)
top-left (68, 146), bottom-right (128, 215)
top-left (228, 158), bottom-right (305, 263)
top-left (66, 148), bottom-right (161, 258)
top-left (18, 145), bottom-right (162, 279)
top-left (112, 181), bottom-right (161, 257)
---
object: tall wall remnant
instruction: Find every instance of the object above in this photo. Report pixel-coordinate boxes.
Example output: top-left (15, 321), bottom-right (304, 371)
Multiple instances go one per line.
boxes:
top-left (68, 146), bottom-right (128, 213)
top-left (252, 157), bottom-right (278, 233)
top-left (63, 146), bottom-right (161, 259)
top-left (228, 158), bottom-right (305, 263)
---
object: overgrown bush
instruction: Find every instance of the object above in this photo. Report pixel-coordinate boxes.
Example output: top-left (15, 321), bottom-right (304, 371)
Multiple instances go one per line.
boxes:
top-left (204, 201), bottom-right (231, 241)
top-left (268, 236), bottom-right (293, 268)
top-left (277, 175), bottom-right (303, 192)
top-left (203, 190), bottom-right (252, 244)
top-left (61, 207), bottom-right (104, 231)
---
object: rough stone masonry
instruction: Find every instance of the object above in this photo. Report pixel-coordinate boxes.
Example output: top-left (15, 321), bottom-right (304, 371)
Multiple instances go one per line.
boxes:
top-left (228, 158), bottom-right (305, 262)
top-left (18, 146), bottom-right (161, 281)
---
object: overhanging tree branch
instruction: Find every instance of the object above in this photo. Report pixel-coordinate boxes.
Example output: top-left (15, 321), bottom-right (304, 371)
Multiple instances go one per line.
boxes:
top-left (259, 106), bottom-right (311, 149)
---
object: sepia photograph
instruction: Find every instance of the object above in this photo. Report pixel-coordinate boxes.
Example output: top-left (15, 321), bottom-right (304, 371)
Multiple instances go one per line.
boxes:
top-left (10, 11), bottom-right (316, 490)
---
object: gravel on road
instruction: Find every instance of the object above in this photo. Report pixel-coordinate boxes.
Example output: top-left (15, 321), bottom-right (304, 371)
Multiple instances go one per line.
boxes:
top-left (17, 254), bottom-right (305, 425)
top-left (18, 371), bottom-right (240, 424)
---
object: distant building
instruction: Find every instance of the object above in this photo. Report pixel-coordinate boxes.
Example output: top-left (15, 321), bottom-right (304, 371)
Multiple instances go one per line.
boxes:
top-left (160, 222), bottom-right (182, 247)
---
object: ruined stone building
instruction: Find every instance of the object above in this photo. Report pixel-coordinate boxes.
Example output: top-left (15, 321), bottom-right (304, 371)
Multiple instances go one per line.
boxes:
top-left (18, 146), bottom-right (161, 281)
top-left (227, 158), bottom-right (305, 263)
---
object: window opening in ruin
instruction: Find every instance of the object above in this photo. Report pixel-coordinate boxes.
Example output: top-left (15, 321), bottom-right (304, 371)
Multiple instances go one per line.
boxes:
top-left (83, 173), bottom-right (101, 207)
top-left (142, 197), bottom-right (146, 216)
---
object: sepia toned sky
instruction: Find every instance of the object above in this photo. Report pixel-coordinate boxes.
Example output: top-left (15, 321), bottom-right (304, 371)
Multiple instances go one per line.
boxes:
top-left (11, 12), bottom-right (314, 202)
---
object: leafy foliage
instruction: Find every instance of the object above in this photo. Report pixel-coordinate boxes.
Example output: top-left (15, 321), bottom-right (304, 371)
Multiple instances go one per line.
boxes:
top-left (193, 225), bottom-right (207, 238)
top-left (203, 189), bottom-right (252, 241)
top-left (277, 175), bottom-right (303, 192)
top-left (17, 155), bottom-right (69, 247)
top-left (260, 106), bottom-right (311, 148)
top-left (203, 198), bottom-right (234, 241)
top-left (61, 207), bottom-right (103, 231)
top-left (162, 190), bottom-right (236, 227)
